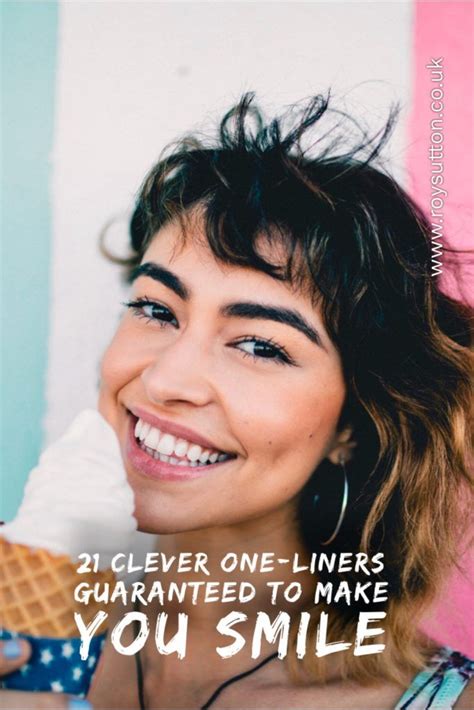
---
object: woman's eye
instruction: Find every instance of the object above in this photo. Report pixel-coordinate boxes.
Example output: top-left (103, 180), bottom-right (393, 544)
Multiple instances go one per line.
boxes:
top-left (233, 338), bottom-right (294, 365)
top-left (123, 299), bottom-right (178, 328)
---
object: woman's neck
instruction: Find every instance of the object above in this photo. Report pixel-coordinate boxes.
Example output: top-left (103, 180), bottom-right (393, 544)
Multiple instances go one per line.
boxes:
top-left (141, 501), bottom-right (316, 626)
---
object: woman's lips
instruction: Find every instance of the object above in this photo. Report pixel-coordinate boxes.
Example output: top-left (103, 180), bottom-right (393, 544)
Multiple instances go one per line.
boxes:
top-left (129, 405), bottom-right (224, 453)
top-left (125, 414), bottom-right (233, 482)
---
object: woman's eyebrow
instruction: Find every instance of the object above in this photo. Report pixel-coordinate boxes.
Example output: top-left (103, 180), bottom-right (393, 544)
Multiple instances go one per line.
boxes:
top-left (130, 262), bottom-right (190, 300)
top-left (131, 262), bottom-right (325, 349)
top-left (222, 302), bottom-right (326, 349)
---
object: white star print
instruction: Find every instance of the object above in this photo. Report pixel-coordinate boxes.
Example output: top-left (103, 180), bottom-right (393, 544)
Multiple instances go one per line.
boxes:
top-left (50, 680), bottom-right (64, 692)
top-left (62, 641), bottom-right (74, 658)
top-left (72, 666), bottom-right (83, 681)
top-left (19, 664), bottom-right (31, 675)
top-left (40, 648), bottom-right (54, 666)
top-left (87, 654), bottom-right (96, 668)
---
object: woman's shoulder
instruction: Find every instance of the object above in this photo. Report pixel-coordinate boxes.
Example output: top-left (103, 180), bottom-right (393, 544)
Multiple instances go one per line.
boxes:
top-left (455, 679), bottom-right (474, 709)
top-left (394, 647), bottom-right (474, 710)
top-left (243, 647), bottom-right (474, 710)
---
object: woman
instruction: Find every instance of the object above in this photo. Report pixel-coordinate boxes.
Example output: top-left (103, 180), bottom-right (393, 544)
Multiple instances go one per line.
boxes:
top-left (2, 94), bottom-right (473, 709)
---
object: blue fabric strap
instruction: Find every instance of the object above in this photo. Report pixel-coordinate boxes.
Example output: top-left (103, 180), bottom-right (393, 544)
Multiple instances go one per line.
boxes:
top-left (395, 647), bottom-right (474, 709)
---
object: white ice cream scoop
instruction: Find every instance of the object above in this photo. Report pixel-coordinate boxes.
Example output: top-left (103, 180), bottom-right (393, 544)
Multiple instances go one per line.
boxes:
top-left (1, 409), bottom-right (138, 570)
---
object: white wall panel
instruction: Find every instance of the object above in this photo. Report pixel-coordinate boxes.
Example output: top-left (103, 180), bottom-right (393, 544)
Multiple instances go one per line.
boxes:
top-left (46, 1), bottom-right (413, 441)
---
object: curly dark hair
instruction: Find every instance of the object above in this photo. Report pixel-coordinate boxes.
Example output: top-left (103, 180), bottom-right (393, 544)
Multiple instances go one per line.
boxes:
top-left (102, 93), bottom-right (473, 685)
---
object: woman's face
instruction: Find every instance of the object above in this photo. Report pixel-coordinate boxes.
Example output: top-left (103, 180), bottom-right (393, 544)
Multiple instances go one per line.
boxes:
top-left (99, 219), bottom-right (350, 534)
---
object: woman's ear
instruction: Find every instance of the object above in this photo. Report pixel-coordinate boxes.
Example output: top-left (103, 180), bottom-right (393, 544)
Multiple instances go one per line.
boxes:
top-left (326, 426), bottom-right (357, 465)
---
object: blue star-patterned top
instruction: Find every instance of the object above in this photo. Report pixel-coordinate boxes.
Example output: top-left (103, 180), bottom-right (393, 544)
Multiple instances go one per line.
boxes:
top-left (0, 628), bottom-right (105, 698)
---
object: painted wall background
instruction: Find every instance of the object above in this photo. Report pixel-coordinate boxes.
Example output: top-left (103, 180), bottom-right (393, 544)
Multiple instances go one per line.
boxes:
top-left (1, 1), bottom-right (472, 655)
top-left (1, 1), bottom-right (58, 521)
top-left (45, 0), bottom-right (412, 447)
top-left (405, 0), bottom-right (474, 655)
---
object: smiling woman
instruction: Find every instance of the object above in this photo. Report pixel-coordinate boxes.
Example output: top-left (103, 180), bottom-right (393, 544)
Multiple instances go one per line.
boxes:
top-left (100, 217), bottom-right (347, 531)
top-left (94, 94), bottom-right (473, 708)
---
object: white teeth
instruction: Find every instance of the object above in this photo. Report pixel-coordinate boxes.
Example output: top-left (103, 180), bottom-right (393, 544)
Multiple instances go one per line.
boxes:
top-left (187, 444), bottom-right (202, 462)
top-left (140, 422), bottom-right (151, 441)
top-left (139, 437), bottom-right (231, 468)
top-left (136, 417), bottom-right (229, 465)
top-left (174, 438), bottom-right (189, 457)
top-left (199, 449), bottom-right (211, 464)
top-left (157, 433), bottom-right (176, 456)
top-left (144, 427), bottom-right (160, 450)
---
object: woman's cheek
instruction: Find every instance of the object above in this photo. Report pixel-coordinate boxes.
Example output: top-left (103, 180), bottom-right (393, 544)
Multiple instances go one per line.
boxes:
top-left (97, 368), bottom-right (119, 431)
top-left (97, 335), bottom-right (129, 428)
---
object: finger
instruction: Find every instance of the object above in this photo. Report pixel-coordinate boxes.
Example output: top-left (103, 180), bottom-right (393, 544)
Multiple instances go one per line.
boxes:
top-left (0, 690), bottom-right (93, 709)
top-left (0, 639), bottom-right (31, 675)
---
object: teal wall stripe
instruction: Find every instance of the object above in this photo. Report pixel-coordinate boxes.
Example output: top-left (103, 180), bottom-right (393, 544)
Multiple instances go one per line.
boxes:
top-left (1, 1), bottom-right (58, 520)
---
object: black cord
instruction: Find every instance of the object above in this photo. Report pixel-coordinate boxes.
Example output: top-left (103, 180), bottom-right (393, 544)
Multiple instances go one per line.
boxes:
top-left (199, 651), bottom-right (279, 709)
top-left (135, 640), bottom-right (146, 710)
top-left (133, 597), bottom-right (278, 709)
top-left (134, 597), bottom-right (146, 710)
top-left (133, 597), bottom-right (146, 710)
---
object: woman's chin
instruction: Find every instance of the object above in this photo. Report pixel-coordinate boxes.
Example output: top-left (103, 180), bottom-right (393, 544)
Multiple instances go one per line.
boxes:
top-left (134, 513), bottom-right (181, 535)
top-left (133, 505), bottom-right (202, 536)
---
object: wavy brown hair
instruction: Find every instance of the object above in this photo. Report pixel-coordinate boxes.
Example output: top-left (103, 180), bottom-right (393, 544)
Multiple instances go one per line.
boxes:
top-left (102, 93), bottom-right (473, 686)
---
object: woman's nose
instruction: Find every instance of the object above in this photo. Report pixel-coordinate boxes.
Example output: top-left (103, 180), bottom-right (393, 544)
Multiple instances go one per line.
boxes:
top-left (140, 331), bottom-right (215, 408)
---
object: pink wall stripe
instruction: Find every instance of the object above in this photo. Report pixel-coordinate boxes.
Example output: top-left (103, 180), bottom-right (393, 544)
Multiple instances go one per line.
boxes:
top-left (407, 0), bottom-right (474, 301)
top-left (406, 0), bottom-right (474, 656)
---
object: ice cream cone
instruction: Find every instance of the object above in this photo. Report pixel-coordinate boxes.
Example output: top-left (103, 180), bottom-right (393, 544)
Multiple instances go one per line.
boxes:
top-left (0, 538), bottom-right (115, 638)
top-left (0, 409), bottom-right (138, 696)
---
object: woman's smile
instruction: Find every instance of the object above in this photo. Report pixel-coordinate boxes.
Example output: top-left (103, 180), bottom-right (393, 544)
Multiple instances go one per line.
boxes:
top-left (98, 218), bottom-right (349, 534)
top-left (125, 409), bottom-right (237, 482)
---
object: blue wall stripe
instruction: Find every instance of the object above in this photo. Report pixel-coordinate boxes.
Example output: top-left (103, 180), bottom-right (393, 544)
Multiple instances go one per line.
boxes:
top-left (1, 1), bottom-right (58, 521)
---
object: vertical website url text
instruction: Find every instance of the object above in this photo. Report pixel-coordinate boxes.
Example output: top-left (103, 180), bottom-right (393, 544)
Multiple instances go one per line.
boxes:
top-left (427, 57), bottom-right (446, 276)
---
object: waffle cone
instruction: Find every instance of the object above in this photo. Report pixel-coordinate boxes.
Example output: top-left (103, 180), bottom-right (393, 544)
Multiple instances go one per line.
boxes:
top-left (0, 537), bottom-right (115, 638)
